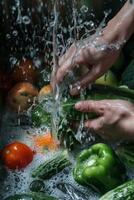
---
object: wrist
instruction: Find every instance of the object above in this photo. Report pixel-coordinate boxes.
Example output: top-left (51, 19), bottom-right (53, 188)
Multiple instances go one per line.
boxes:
top-left (102, 1), bottom-right (134, 47)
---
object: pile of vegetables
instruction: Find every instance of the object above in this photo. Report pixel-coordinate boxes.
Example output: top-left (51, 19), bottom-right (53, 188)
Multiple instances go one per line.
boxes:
top-left (1, 32), bottom-right (134, 200)
top-left (2, 142), bottom-right (134, 200)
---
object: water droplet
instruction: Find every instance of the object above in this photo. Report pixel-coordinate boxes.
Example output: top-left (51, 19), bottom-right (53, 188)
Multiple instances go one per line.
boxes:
top-left (80, 5), bottom-right (88, 13)
top-left (6, 34), bottom-right (11, 39)
top-left (12, 30), bottom-right (18, 36)
top-left (50, 21), bottom-right (54, 27)
top-left (9, 57), bottom-right (18, 66)
top-left (22, 16), bottom-right (31, 25)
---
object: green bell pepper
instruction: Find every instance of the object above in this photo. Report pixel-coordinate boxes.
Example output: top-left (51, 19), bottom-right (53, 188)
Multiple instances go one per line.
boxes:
top-left (73, 143), bottom-right (125, 193)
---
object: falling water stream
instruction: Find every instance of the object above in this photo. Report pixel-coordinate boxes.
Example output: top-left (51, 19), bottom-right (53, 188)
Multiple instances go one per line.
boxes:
top-left (0, 0), bottom-right (133, 199)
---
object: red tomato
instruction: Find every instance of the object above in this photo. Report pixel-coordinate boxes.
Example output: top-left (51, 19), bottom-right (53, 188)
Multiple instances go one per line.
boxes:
top-left (2, 142), bottom-right (34, 170)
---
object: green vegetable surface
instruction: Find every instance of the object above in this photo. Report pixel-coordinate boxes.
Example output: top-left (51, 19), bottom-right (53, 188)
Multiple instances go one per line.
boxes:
top-left (4, 192), bottom-right (57, 200)
top-left (100, 180), bottom-right (134, 200)
top-left (31, 104), bottom-right (51, 127)
top-left (29, 180), bottom-right (45, 192)
top-left (121, 59), bottom-right (134, 89)
top-left (73, 143), bottom-right (125, 193)
top-left (116, 144), bottom-right (134, 169)
top-left (58, 84), bottom-right (134, 149)
top-left (32, 150), bottom-right (71, 179)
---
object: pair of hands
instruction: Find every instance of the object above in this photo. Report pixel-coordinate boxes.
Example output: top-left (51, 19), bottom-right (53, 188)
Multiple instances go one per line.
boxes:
top-left (53, 1), bottom-right (134, 141)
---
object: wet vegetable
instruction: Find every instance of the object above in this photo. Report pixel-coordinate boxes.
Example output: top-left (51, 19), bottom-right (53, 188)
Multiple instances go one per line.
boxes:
top-left (38, 84), bottom-right (53, 97)
top-left (116, 144), bottom-right (134, 169)
top-left (57, 182), bottom-right (89, 200)
top-left (4, 192), bottom-right (57, 200)
top-left (32, 150), bottom-right (71, 179)
top-left (30, 180), bottom-right (45, 192)
top-left (2, 142), bottom-right (34, 170)
top-left (121, 59), bottom-right (134, 89)
top-left (33, 133), bottom-right (58, 151)
top-left (31, 104), bottom-right (51, 127)
top-left (112, 52), bottom-right (125, 74)
top-left (7, 82), bottom-right (38, 112)
top-left (58, 117), bottom-right (80, 150)
top-left (73, 143), bottom-right (125, 193)
top-left (12, 59), bottom-right (39, 84)
top-left (58, 84), bottom-right (134, 149)
top-left (95, 70), bottom-right (118, 86)
top-left (100, 180), bottom-right (134, 200)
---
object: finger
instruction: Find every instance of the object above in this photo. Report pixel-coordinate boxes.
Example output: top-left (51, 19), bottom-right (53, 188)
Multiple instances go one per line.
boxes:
top-left (84, 117), bottom-right (105, 132)
top-left (56, 45), bottom-right (77, 84)
top-left (56, 58), bottom-right (76, 83)
top-left (75, 100), bottom-right (105, 115)
top-left (59, 44), bottom-right (76, 66)
top-left (70, 65), bottom-right (101, 95)
top-left (56, 44), bottom-right (92, 85)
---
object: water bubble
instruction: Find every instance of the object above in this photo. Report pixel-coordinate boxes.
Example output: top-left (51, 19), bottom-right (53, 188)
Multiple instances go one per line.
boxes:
top-left (12, 6), bottom-right (16, 11)
top-left (22, 16), bottom-right (31, 25)
top-left (6, 34), bottom-right (11, 39)
top-left (89, 21), bottom-right (94, 27)
top-left (50, 21), bottom-right (55, 27)
top-left (9, 57), bottom-right (18, 66)
top-left (80, 5), bottom-right (88, 13)
top-left (15, 0), bottom-right (20, 7)
top-left (12, 30), bottom-right (18, 36)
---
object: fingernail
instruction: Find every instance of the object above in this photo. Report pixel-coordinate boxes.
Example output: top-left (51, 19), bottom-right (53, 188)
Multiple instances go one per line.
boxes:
top-left (75, 102), bottom-right (82, 109)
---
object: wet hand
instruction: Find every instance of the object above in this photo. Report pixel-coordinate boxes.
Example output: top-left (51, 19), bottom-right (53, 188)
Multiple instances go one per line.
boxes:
top-left (75, 100), bottom-right (134, 141)
top-left (55, 31), bottom-right (121, 95)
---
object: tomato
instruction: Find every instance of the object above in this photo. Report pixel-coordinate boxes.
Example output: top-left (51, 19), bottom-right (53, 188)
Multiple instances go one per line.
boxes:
top-left (7, 82), bottom-right (38, 112)
top-left (2, 142), bottom-right (34, 170)
top-left (12, 59), bottom-right (39, 84)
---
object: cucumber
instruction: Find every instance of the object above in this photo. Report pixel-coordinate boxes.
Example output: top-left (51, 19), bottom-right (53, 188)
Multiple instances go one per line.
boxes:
top-left (29, 180), bottom-right (45, 192)
top-left (32, 150), bottom-right (71, 179)
top-left (4, 192), bottom-right (57, 200)
top-left (100, 180), bottom-right (134, 200)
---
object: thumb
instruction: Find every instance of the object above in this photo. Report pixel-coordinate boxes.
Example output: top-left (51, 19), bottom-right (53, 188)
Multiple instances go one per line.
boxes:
top-left (70, 65), bottom-right (101, 96)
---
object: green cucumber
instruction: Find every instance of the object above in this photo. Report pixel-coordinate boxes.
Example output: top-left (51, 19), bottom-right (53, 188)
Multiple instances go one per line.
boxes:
top-left (4, 192), bottom-right (57, 200)
top-left (32, 150), bottom-right (71, 179)
top-left (29, 180), bottom-right (45, 192)
top-left (100, 180), bottom-right (134, 200)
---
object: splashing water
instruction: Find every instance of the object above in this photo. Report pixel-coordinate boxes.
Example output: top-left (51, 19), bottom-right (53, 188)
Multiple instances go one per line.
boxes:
top-left (0, 0), bottom-right (131, 199)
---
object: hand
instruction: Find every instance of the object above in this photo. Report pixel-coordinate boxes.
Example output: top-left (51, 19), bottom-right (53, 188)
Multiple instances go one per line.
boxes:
top-left (75, 100), bottom-right (134, 141)
top-left (54, 0), bottom-right (134, 96)
top-left (55, 32), bottom-right (121, 96)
